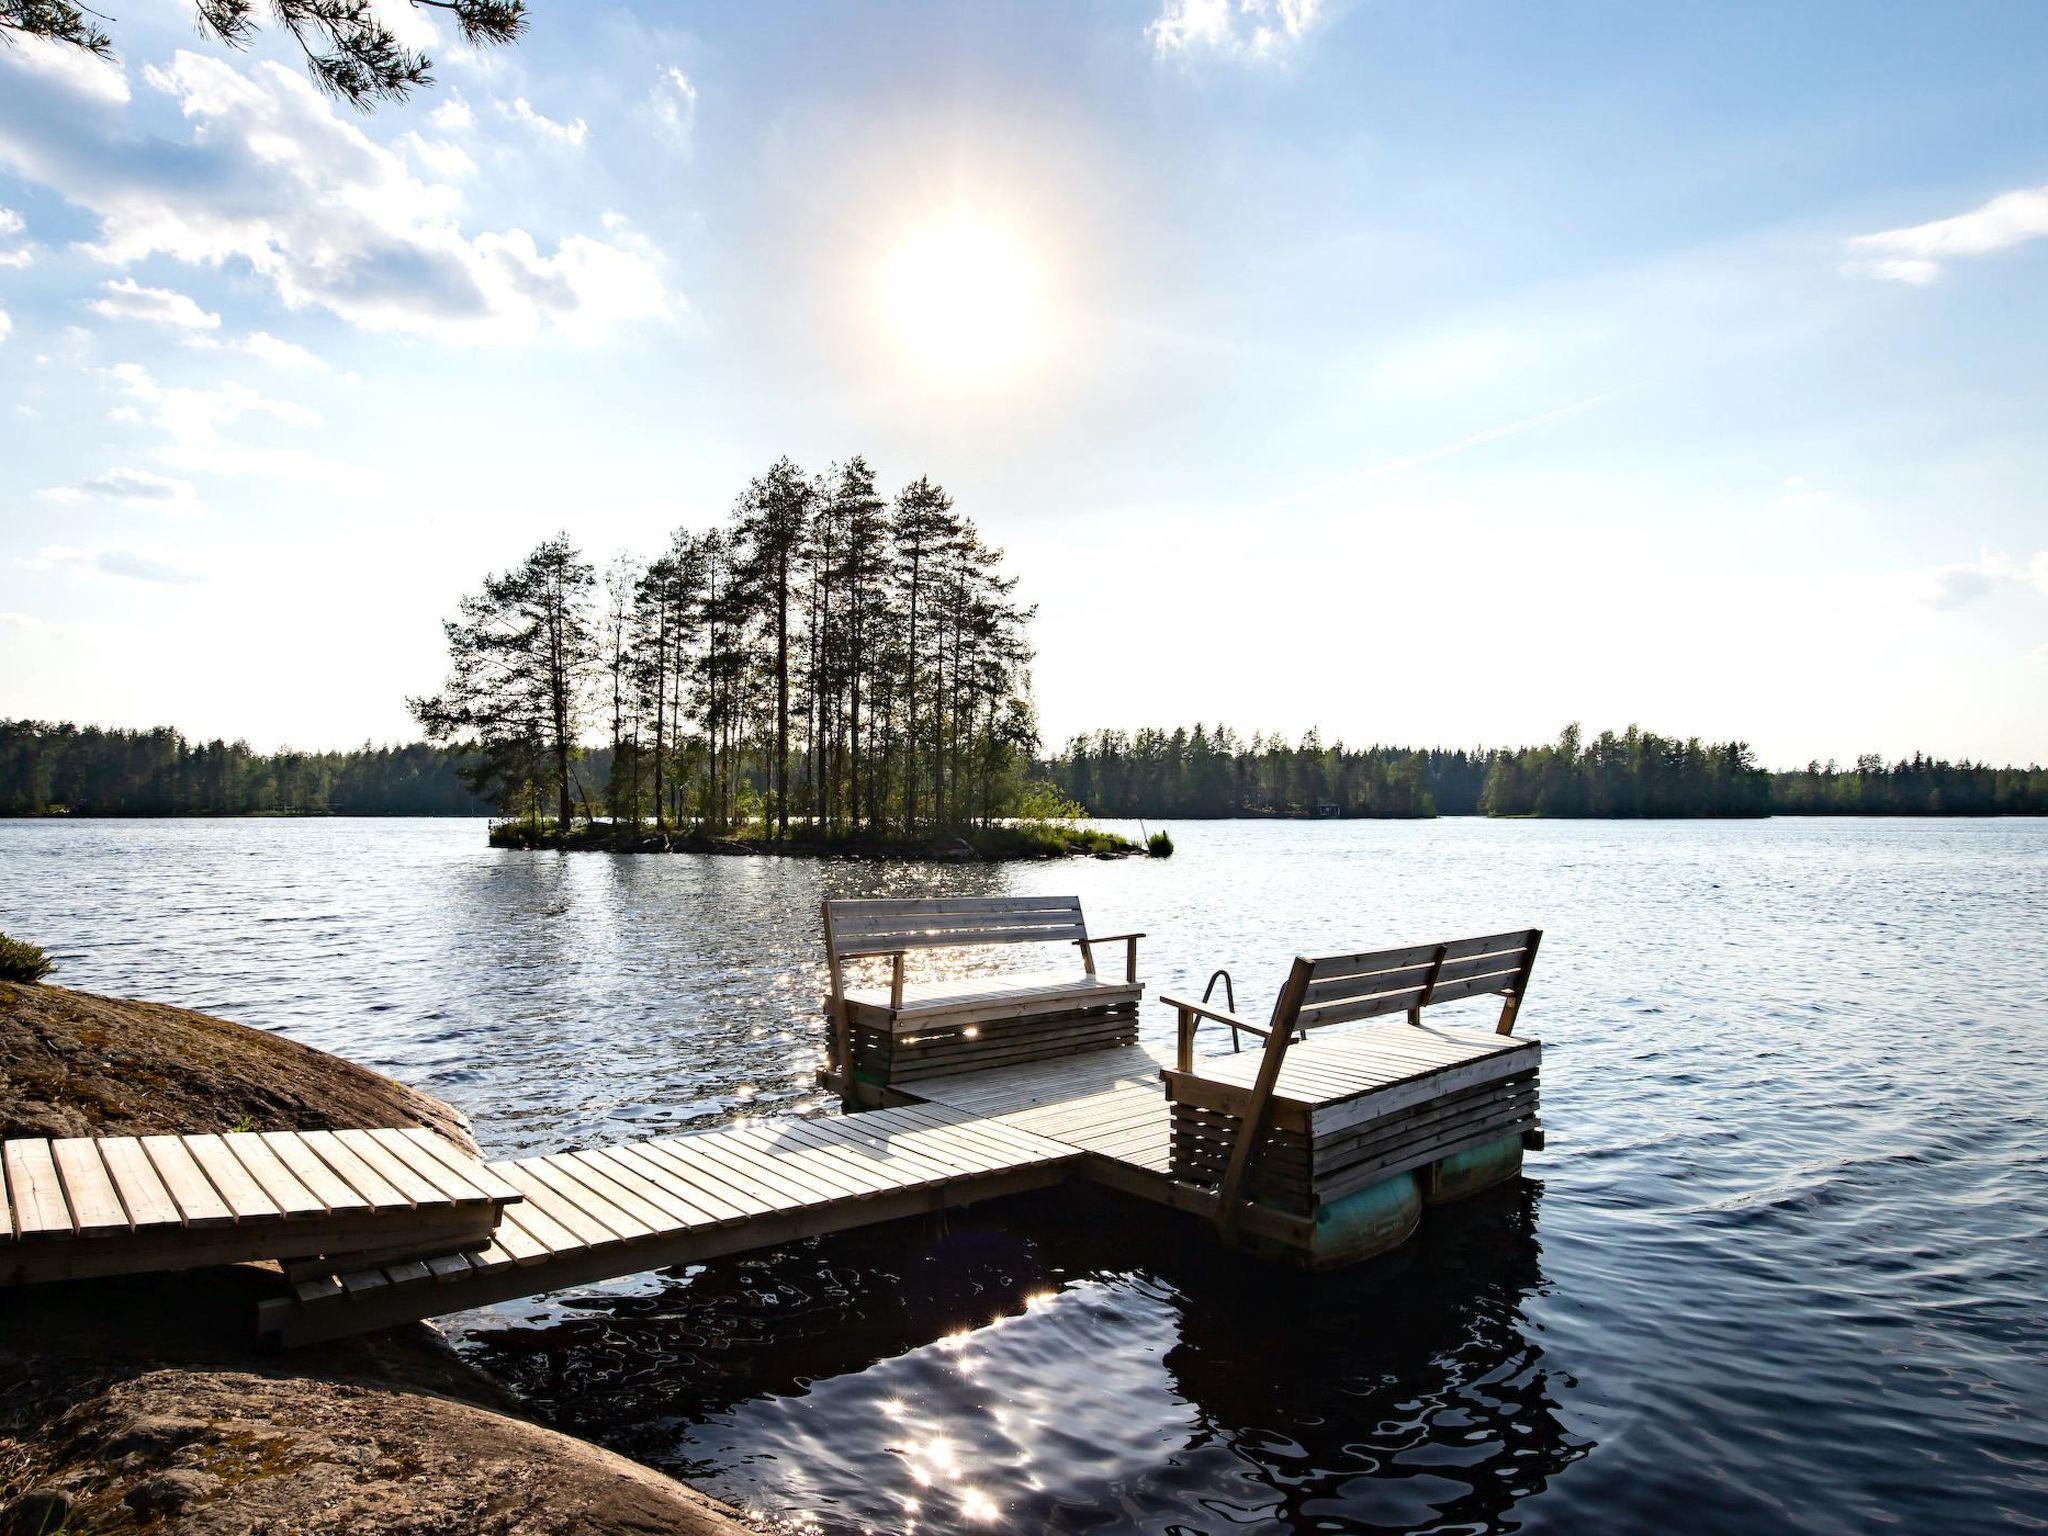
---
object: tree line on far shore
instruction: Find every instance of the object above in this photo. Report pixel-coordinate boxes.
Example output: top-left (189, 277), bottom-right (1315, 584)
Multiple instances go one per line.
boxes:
top-left (408, 458), bottom-right (1044, 840)
top-left (1042, 724), bottom-right (2048, 818)
top-left (6, 717), bottom-right (2043, 819)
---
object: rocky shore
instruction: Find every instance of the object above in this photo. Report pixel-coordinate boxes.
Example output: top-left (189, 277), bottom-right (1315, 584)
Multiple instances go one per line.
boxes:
top-left (0, 981), bottom-right (755, 1536)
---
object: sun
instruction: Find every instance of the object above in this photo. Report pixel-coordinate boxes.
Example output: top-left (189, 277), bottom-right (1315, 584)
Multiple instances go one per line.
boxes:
top-left (880, 213), bottom-right (1047, 387)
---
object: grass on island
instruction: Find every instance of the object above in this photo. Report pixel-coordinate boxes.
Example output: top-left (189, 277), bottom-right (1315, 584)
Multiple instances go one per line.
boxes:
top-left (484, 786), bottom-right (1166, 861)
top-left (487, 816), bottom-right (1146, 860)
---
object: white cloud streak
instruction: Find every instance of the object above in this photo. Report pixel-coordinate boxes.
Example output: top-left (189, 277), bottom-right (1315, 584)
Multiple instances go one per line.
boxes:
top-left (89, 277), bottom-right (221, 331)
top-left (1847, 185), bottom-right (2048, 284)
top-left (1923, 549), bottom-right (2048, 609)
top-left (652, 67), bottom-right (698, 148)
top-left (499, 95), bottom-right (589, 146)
top-left (39, 466), bottom-right (201, 510)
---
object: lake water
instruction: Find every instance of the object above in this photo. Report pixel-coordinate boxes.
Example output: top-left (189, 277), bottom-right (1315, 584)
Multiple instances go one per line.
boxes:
top-left (3, 816), bottom-right (2044, 1534)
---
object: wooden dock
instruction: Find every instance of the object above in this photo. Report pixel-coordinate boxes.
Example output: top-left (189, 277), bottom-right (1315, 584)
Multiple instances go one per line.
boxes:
top-left (2, 920), bottom-right (1548, 1344)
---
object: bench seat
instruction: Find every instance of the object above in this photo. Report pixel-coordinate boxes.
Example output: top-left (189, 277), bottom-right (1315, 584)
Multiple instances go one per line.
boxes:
top-left (843, 970), bottom-right (1144, 1031)
top-left (823, 896), bottom-right (1149, 1100)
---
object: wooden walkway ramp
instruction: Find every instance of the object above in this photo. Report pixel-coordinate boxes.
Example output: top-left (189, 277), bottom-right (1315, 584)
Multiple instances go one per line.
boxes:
top-left (262, 1102), bottom-right (1077, 1346)
top-left (3, 1128), bottom-right (517, 1287)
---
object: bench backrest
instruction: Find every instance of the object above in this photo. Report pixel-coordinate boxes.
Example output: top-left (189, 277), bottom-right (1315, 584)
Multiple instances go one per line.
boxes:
top-left (1288, 928), bottom-right (1542, 1035)
top-left (823, 896), bottom-right (1089, 961)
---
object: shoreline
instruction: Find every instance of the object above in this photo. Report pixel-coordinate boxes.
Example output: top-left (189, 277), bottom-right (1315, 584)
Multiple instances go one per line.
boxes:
top-left (0, 979), bottom-right (756, 1536)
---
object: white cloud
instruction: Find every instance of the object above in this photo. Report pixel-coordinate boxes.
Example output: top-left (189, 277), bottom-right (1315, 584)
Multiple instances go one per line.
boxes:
top-left (232, 331), bottom-right (327, 371)
top-left (499, 96), bottom-right (589, 147)
top-left (1923, 549), bottom-right (2048, 609)
top-left (39, 466), bottom-right (201, 510)
top-left (22, 546), bottom-right (199, 584)
top-left (428, 92), bottom-right (476, 132)
top-left (0, 206), bottom-right (26, 269)
top-left (0, 51), bottom-right (668, 339)
top-left (0, 307), bottom-right (10, 345)
top-left (1847, 185), bottom-right (2048, 284)
top-left (0, 35), bottom-right (131, 105)
top-left (401, 131), bottom-right (477, 178)
top-left (1148, 0), bottom-right (1327, 61)
top-left (89, 276), bottom-right (222, 331)
top-left (105, 359), bottom-right (321, 477)
top-left (652, 67), bottom-right (698, 147)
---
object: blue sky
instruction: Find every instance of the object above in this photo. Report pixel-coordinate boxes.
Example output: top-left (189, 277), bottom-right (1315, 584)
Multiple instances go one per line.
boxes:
top-left (3, 0), bottom-right (2045, 764)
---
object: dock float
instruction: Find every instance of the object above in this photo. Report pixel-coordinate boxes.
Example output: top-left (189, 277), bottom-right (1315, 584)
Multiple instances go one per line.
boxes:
top-left (1, 904), bottom-right (1547, 1345)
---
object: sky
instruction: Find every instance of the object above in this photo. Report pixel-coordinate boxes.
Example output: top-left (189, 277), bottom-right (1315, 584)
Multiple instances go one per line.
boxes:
top-left (2, 0), bottom-right (2045, 766)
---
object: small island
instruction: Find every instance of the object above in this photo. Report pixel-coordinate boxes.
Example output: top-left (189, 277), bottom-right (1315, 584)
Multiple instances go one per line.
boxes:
top-left (405, 458), bottom-right (1159, 860)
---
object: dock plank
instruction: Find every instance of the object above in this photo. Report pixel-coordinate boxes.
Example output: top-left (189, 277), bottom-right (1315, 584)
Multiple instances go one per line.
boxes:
top-left (98, 1138), bottom-right (183, 1230)
top-left (51, 1141), bottom-right (129, 1236)
top-left (6, 1141), bottom-right (73, 1238)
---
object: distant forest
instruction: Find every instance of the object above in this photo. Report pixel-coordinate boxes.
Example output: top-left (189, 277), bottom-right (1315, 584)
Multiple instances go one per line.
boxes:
top-left (1042, 724), bottom-right (2048, 818)
top-left (6, 719), bottom-right (2044, 819)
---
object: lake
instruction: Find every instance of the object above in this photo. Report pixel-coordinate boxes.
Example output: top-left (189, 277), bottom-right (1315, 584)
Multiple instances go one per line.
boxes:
top-left (3, 816), bottom-right (2043, 1534)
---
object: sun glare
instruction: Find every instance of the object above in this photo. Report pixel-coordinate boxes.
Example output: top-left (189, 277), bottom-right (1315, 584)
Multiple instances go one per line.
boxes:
top-left (881, 214), bottom-right (1046, 386)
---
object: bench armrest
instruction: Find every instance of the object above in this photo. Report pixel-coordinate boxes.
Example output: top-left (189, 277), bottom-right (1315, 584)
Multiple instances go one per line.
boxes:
top-left (1160, 991), bottom-right (1270, 1071)
top-left (1075, 931), bottom-right (1145, 983)
top-left (1158, 993), bottom-right (1266, 1035)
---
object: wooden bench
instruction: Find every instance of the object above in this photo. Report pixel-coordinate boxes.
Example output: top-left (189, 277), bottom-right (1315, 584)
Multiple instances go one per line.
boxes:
top-left (1, 1128), bottom-right (521, 1286)
top-left (822, 896), bottom-right (1146, 1104)
top-left (1158, 929), bottom-right (1543, 1264)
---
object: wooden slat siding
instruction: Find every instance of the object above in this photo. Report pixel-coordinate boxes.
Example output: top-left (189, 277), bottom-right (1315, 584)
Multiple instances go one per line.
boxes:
top-left (831, 906), bottom-right (1085, 938)
top-left (394, 1129), bottom-right (524, 1206)
top-left (1310, 1083), bottom-right (1537, 1178)
top-left (139, 1136), bottom-right (235, 1227)
top-left (51, 1140), bottom-right (129, 1236)
top-left (260, 1132), bottom-right (371, 1214)
top-left (1312, 1078), bottom-right (1537, 1161)
top-left (182, 1135), bottom-right (280, 1222)
top-left (220, 1134), bottom-right (327, 1217)
top-left (836, 923), bottom-right (1090, 958)
top-left (332, 1130), bottom-right (444, 1207)
top-left (296, 1132), bottom-right (411, 1211)
top-left (828, 895), bottom-right (1084, 922)
top-left (98, 1138), bottom-right (183, 1230)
